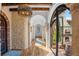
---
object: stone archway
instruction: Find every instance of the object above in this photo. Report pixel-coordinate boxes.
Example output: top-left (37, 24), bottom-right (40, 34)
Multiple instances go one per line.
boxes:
top-left (30, 15), bottom-right (47, 47)
top-left (0, 11), bottom-right (10, 55)
top-left (49, 4), bottom-right (72, 56)
top-left (49, 3), bottom-right (79, 56)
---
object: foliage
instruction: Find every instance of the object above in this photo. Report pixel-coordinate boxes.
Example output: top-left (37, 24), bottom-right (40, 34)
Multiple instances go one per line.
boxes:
top-left (52, 30), bottom-right (61, 45)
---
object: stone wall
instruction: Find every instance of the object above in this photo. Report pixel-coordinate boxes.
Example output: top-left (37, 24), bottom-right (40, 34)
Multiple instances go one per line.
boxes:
top-left (71, 4), bottom-right (79, 55)
top-left (1, 6), bottom-right (12, 50)
top-left (11, 12), bottom-right (29, 49)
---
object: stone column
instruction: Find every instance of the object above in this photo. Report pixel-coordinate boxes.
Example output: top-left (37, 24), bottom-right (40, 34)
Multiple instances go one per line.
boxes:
top-left (47, 23), bottom-right (50, 48)
top-left (24, 16), bottom-right (29, 49)
top-left (45, 24), bottom-right (48, 48)
top-left (0, 4), bottom-right (1, 55)
top-left (0, 3), bottom-right (1, 11)
top-left (42, 26), bottom-right (44, 41)
top-left (30, 26), bottom-right (32, 46)
top-left (46, 30), bottom-right (48, 48)
top-left (68, 4), bottom-right (79, 55)
top-left (32, 25), bottom-right (35, 41)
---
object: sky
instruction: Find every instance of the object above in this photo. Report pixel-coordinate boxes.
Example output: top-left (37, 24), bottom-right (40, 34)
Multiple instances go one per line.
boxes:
top-left (64, 9), bottom-right (72, 20)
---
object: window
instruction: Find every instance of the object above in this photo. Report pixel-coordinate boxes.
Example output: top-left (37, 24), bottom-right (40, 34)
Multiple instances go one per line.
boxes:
top-left (65, 29), bottom-right (70, 34)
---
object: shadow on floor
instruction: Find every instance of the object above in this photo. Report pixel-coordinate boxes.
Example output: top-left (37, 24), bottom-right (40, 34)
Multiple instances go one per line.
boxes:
top-left (3, 50), bottom-right (21, 56)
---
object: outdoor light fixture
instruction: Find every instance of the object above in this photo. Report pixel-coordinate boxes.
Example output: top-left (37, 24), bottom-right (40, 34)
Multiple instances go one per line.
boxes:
top-left (18, 4), bottom-right (32, 16)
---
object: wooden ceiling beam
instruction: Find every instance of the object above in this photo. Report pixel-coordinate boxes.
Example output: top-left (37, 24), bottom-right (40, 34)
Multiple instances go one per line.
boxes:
top-left (2, 3), bottom-right (52, 6)
top-left (32, 8), bottom-right (49, 10)
top-left (9, 8), bottom-right (49, 11)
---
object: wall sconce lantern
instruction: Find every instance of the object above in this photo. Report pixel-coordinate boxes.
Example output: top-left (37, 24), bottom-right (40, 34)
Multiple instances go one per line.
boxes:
top-left (18, 5), bottom-right (32, 16)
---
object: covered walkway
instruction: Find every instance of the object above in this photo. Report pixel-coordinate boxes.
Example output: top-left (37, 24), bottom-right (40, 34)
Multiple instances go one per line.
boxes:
top-left (0, 3), bottom-right (79, 56)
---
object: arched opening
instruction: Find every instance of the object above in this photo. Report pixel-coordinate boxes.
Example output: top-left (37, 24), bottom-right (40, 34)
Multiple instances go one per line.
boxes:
top-left (25, 15), bottom-right (49, 56)
top-left (50, 4), bottom-right (72, 56)
top-left (30, 15), bottom-right (46, 46)
top-left (0, 11), bottom-right (9, 55)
